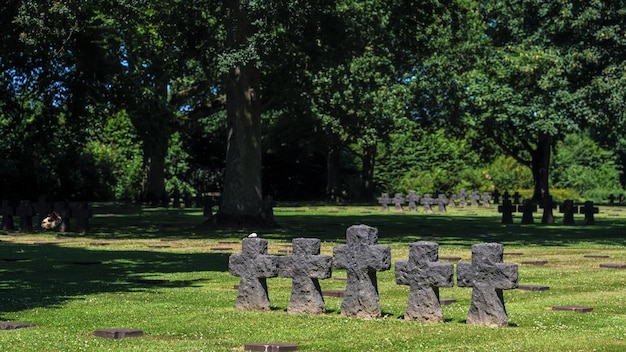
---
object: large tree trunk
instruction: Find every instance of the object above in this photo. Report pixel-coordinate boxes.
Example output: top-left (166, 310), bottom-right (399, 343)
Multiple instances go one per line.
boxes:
top-left (531, 135), bottom-right (554, 223)
top-left (141, 130), bottom-right (168, 205)
top-left (359, 143), bottom-right (377, 201)
top-left (217, 63), bottom-right (270, 225)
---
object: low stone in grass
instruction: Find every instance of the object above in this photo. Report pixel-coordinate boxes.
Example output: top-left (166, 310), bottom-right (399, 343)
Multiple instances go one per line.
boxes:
top-left (551, 306), bottom-right (593, 313)
top-left (517, 284), bottom-right (550, 291)
top-left (0, 322), bottom-right (35, 330)
top-left (395, 241), bottom-right (453, 322)
top-left (457, 243), bottom-right (518, 327)
top-left (599, 263), bottom-right (626, 269)
top-left (244, 342), bottom-right (298, 351)
top-left (229, 237), bottom-right (279, 311)
top-left (278, 238), bottom-right (332, 314)
top-left (93, 328), bottom-right (144, 339)
top-left (333, 224), bottom-right (391, 319)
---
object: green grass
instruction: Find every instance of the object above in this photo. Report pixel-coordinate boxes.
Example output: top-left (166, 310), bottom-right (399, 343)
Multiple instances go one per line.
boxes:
top-left (1, 204), bottom-right (626, 351)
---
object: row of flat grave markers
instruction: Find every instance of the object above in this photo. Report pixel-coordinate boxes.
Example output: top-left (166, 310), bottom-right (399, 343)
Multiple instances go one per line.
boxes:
top-left (0, 196), bottom-right (92, 233)
top-left (378, 190), bottom-right (493, 213)
top-left (229, 224), bottom-right (519, 327)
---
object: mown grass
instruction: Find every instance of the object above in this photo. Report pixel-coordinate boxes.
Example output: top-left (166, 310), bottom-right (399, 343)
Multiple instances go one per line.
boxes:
top-left (0, 203), bottom-right (625, 351)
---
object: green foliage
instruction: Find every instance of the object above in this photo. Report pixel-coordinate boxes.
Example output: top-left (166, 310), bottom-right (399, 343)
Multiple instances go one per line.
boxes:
top-left (486, 155), bottom-right (533, 191)
top-left (165, 131), bottom-right (194, 196)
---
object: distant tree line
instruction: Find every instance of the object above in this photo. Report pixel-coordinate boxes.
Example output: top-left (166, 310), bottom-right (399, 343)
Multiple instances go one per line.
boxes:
top-left (1, 1), bottom-right (624, 222)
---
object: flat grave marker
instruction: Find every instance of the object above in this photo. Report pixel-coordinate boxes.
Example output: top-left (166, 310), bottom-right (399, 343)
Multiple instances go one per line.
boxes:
top-left (521, 260), bottom-right (548, 266)
top-left (0, 322), bottom-right (35, 330)
top-left (551, 306), bottom-right (593, 313)
top-left (584, 254), bottom-right (609, 259)
top-left (244, 342), bottom-right (298, 352)
top-left (517, 284), bottom-right (550, 291)
top-left (599, 263), bottom-right (626, 269)
top-left (93, 328), bottom-right (144, 339)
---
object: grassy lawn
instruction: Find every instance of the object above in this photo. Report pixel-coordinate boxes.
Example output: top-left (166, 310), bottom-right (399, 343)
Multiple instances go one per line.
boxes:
top-left (1, 203), bottom-right (625, 351)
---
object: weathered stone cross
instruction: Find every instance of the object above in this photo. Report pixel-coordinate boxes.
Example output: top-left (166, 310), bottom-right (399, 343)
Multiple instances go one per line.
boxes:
top-left (395, 241), bottom-right (453, 322)
top-left (278, 238), bottom-right (332, 314)
top-left (333, 224), bottom-right (391, 318)
top-left (229, 237), bottom-right (279, 311)
top-left (457, 243), bottom-right (518, 327)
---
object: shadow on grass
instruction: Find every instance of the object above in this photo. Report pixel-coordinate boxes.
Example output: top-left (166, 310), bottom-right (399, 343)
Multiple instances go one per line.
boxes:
top-left (0, 240), bottom-right (230, 317)
top-left (86, 204), bottom-right (626, 247)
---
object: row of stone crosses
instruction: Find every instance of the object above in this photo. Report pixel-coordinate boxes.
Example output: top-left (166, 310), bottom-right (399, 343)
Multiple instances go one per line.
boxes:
top-left (0, 196), bottom-right (92, 233)
top-left (229, 224), bottom-right (518, 328)
top-left (380, 190), bottom-right (600, 225)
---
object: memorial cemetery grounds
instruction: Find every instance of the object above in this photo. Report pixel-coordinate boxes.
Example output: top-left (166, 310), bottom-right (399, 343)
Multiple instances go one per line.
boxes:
top-left (1, 203), bottom-right (626, 351)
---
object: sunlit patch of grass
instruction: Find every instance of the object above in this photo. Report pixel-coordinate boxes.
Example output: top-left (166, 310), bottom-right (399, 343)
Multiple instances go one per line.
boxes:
top-left (0, 203), bottom-right (626, 350)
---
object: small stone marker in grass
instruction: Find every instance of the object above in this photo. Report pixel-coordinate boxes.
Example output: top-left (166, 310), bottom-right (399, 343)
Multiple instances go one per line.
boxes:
top-left (439, 256), bottom-right (462, 262)
top-left (395, 241), bottom-right (453, 322)
top-left (457, 243), bottom-right (518, 327)
top-left (93, 328), bottom-right (144, 339)
top-left (517, 284), bottom-right (549, 291)
top-left (244, 342), bottom-right (298, 351)
top-left (521, 260), bottom-right (548, 266)
top-left (0, 322), bottom-right (35, 330)
top-left (229, 237), bottom-right (279, 311)
top-left (322, 290), bottom-right (345, 298)
top-left (551, 306), bottom-right (593, 313)
top-left (599, 263), bottom-right (626, 269)
top-left (440, 298), bottom-right (456, 305)
top-left (278, 238), bottom-right (332, 314)
top-left (584, 254), bottom-right (609, 258)
top-left (333, 224), bottom-right (391, 319)
top-left (70, 260), bottom-right (102, 265)
top-left (210, 247), bottom-right (233, 251)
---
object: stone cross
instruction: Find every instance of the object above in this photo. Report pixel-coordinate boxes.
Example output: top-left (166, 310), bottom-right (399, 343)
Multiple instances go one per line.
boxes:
top-left (278, 238), bottom-right (332, 314)
top-left (481, 192), bottom-right (491, 208)
top-left (492, 190), bottom-right (501, 204)
top-left (392, 193), bottom-right (405, 211)
top-left (17, 200), bottom-right (34, 232)
top-left (448, 193), bottom-right (456, 207)
top-left (434, 194), bottom-right (448, 213)
top-left (539, 195), bottom-right (557, 224)
top-left (582, 201), bottom-right (598, 225)
top-left (457, 243), bottom-right (518, 327)
top-left (1, 199), bottom-right (15, 231)
top-left (608, 194), bottom-right (616, 205)
top-left (229, 237), bottom-right (279, 310)
top-left (420, 194), bottom-right (434, 213)
top-left (171, 189), bottom-right (181, 208)
top-left (559, 200), bottom-right (578, 225)
top-left (470, 192), bottom-right (481, 207)
top-left (458, 189), bottom-right (468, 207)
top-left (333, 225), bottom-right (391, 318)
top-left (378, 193), bottom-right (391, 211)
top-left (498, 199), bottom-right (515, 225)
top-left (395, 241), bottom-right (453, 322)
top-left (406, 191), bottom-right (420, 212)
top-left (518, 200), bottom-right (537, 224)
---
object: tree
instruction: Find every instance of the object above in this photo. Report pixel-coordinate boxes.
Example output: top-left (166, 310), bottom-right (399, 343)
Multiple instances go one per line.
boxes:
top-left (467, 0), bottom-right (626, 222)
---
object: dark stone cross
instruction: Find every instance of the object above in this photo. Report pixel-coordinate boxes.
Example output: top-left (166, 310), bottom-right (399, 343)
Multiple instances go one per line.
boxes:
top-left (512, 191), bottom-right (522, 205)
top-left (420, 194), bottom-right (434, 213)
top-left (458, 189), bottom-right (468, 207)
top-left (395, 241), bottom-right (453, 322)
top-left (171, 189), bottom-right (181, 208)
top-left (498, 199), bottom-right (515, 225)
top-left (378, 193), bottom-right (391, 211)
top-left (470, 191), bottom-right (480, 207)
top-left (481, 192), bottom-right (491, 208)
top-left (406, 191), bottom-right (420, 212)
top-left (434, 194), bottom-right (448, 213)
top-left (17, 200), bottom-right (34, 232)
top-left (518, 200), bottom-right (537, 224)
top-left (559, 200), bottom-right (578, 225)
top-left (392, 193), bottom-right (405, 211)
top-left (1, 199), bottom-right (16, 231)
top-left (333, 224), bottom-right (391, 318)
top-left (278, 238), bottom-right (332, 314)
top-left (229, 237), bottom-right (279, 311)
top-left (608, 194), bottom-right (616, 205)
top-left (539, 195), bottom-right (557, 224)
top-left (582, 201), bottom-right (599, 225)
top-left (492, 190), bottom-right (501, 204)
top-left (448, 193), bottom-right (456, 207)
top-left (457, 243), bottom-right (518, 327)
